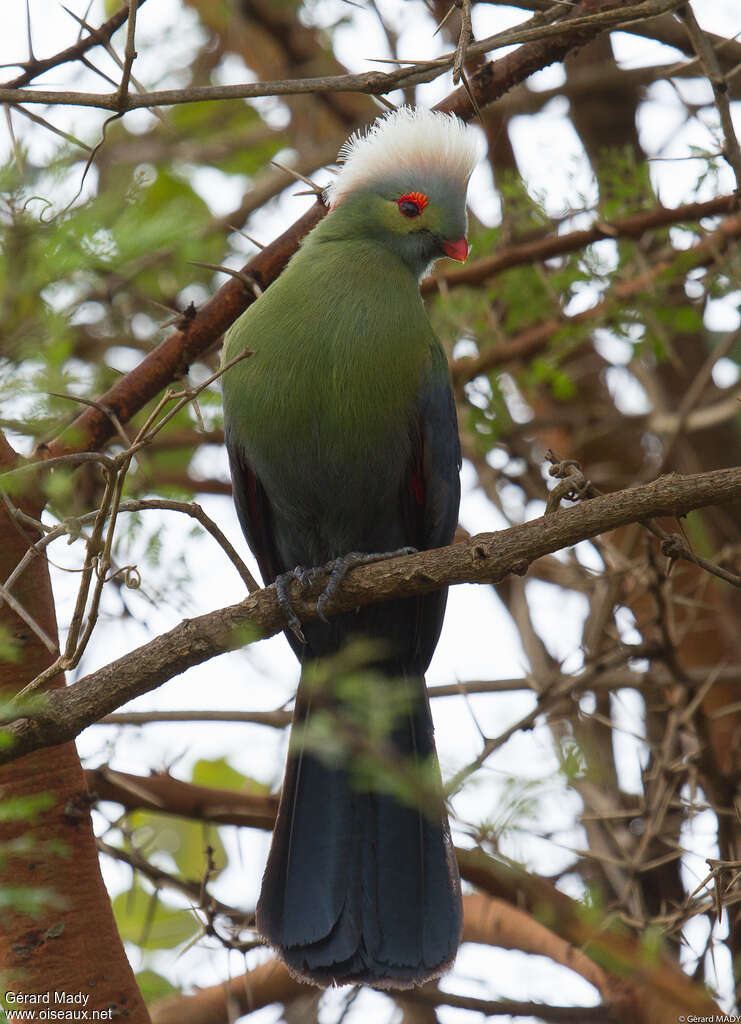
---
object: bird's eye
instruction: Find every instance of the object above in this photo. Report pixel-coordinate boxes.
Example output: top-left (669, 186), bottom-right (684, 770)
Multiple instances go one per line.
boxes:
top-left (397, 192), bottom-right (428, 218)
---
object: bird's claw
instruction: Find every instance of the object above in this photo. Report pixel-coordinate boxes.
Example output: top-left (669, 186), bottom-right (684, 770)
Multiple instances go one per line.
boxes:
top-left (275, 567), bottom-right (310, 643)
top-left (276, 548), bottom-right (417, 638)
top-left (316, 547), bottom-right (417, 621)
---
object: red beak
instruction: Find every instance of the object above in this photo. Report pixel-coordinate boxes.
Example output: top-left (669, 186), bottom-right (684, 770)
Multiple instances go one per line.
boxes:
top-left (441, 236), bottom-right (468, 262)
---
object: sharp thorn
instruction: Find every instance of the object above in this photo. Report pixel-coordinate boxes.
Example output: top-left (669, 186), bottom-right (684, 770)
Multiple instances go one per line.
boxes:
top-left (228, 226), bottom-right (265, 249)
top-left (434, 3), bottom-right (456, 36)
top-left (188, 261), bottom-right (262, 297)
top-left (271, 160), bottom-right (324, 195)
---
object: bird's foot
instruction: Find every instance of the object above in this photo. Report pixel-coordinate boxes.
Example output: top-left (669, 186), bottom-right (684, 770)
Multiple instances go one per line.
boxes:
top-left (316, 547), bottom-right (417, 622)
top-left (275, 548), bottom-right (416, 641)
top-left (275, 566), bottom-right (318, 644)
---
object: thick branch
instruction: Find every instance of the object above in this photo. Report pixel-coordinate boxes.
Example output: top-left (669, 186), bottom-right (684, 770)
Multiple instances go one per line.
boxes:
top-left (3, 466), bottom-right (741, 763)
top-left (87, 765), bottom-right (277, 830)
top-left (457, 848), bottom-right (721, 1022)
top-left (496, 0), bottom-right (741, 79)
top-left (147, 883), bottom-right (714, 1023)
top-left (148, 892), bottom-right (612, 1022)
top-left (440, 0), bottom-right (682, 118)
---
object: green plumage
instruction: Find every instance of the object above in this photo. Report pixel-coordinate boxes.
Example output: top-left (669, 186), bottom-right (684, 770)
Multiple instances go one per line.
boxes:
top-left (223, 218), bottom-right (442, 484)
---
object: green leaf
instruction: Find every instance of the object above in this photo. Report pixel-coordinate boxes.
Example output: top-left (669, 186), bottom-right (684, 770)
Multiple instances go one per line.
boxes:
top-left (661, 304), bottom-right (704, 333)
top-left (0, 886), bottom-right (65, 915)
top-left (127, 810), bottom-right (227, 880)
top-left (640, 925), bottom-right (665, 964)
top-left (0, 792), bottom-right (55, 823)
top-left (112, 879), bottom-right (200, 951)
top-left (550, 369), bottom-right (576, 400)
top-left (556, 736), bottom-right (589, 782)
top-left (191, 756), bottom-right (268, 794)
top-left (0, 624), bottom-right (20, 664)
top-left (135, 969), bottom-right (177, 1005)
top-left (0, 693), bottom-right (48, 723)
top-left (42, 468), bottom-right (75, 506)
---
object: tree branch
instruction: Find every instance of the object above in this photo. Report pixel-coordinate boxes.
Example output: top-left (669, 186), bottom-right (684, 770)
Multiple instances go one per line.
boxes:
top-left (439, 0), bottom-right (683, 118)
top-left (97, 663), bottom-right (741, 727)
top-left (87, 765), bottom-right (278, 831)
top-left (41, 201), bottom-right (326, 459)
top-left (426, 192), bottom-right (740, 296)
top-left (0, 0), bottom-right (684, 111)
top-left (491, 0), bottom-right (741, 79)
top-left (2, 0), bottom-right (147, 89)
top-left (97, 708), bottom-right (292, 728)
top-left (146, 884), bottom-right (716, 1023)
top-left (3, 465), bottom-right (741, 764)
top-left (680, 3), bottom-right (741, 192)
top-left (456, 848), bottom-right (721, 1021)
top-left (450, 211), bottom-right (741, 384)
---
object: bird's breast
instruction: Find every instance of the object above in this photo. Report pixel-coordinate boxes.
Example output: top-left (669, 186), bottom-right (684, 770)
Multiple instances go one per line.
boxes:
top-left (222, 241), bottom-right (435, 560)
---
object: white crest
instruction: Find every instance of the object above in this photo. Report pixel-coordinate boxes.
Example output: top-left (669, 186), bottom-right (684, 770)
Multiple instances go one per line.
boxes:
top-left (325, 107), bottom-right (482, 208)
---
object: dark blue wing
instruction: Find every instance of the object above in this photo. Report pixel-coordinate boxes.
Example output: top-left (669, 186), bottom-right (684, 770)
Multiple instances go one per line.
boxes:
top-left (402, 345), bottom-right (461, 552)
top-left (421, 349), bottom-right (462, 551)
top-left (225, 428), bottom-right (282, 587)
top-left (400, 346), bottom-right (461, 671)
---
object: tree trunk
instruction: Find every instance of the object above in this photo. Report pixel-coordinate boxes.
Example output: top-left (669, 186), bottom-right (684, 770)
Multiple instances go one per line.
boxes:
top-left (0, 432), bottom-right (149, 1022)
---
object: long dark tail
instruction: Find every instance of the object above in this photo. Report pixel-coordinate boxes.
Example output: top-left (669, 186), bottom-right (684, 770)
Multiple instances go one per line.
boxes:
top-left (255, 668), bottom-right (462, 988)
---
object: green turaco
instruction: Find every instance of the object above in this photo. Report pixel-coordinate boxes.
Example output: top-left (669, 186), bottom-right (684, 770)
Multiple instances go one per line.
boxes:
top-left (221, 106), bottom-right (481, 988)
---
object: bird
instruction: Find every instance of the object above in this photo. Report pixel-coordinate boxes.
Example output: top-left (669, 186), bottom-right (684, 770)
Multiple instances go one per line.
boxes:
top-left (221, 106), bottom-right (481, 989)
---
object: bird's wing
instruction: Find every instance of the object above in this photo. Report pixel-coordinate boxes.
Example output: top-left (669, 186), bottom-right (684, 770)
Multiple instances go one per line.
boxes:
top-left (225, 432), bottom-right (282, 587)
top-left (402, 344), bottom-right (461, 553)
top-left (398, 344), bottom-right (461, 671)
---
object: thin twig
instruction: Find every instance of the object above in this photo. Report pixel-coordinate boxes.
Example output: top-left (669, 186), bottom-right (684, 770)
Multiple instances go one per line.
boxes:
top-left (0, 0), bottom-right (687, 111)
top-left (112, 498), bottom-right (259, 593)
top-left (96, 838), bottom-right (244, 921)
top-left (3, 1), bottom-right (145, 90)
top-left (453, 0), bottom-right (473, 84)
top-left (99, 708), bottom-right (291, 727)
top-left (117, 0), bottom-right (138, 107)
top-left (0, 581), bottom-right (58, 654)
top-left (681, 3), bottom-right (741, 192)
top-left (10, 104), bottom-right (91, 152)
top-left (656, 327), bottom-right (741, 471)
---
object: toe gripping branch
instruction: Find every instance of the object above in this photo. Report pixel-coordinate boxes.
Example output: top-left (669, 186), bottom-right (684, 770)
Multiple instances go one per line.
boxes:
top-left (274, 547), bottom-right (417, 643)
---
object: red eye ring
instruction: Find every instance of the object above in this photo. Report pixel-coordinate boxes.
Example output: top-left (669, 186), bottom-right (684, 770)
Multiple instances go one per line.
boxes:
top-left (397, 191), bottom-right (429, 218)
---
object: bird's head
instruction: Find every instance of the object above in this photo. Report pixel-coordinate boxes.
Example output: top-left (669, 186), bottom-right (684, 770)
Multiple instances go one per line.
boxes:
top-left (322, 107), bottom-right (482, 278)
